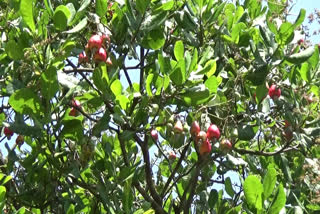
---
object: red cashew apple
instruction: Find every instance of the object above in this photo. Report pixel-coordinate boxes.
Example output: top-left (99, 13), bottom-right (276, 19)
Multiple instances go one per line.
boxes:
top-left (219, 139), bottom-right (232, 153)
top-left (4, 127), bottom-right (14, 138)
top-left (150, 129), bottom-right (158, 141)
top-left (169, 151), bottom-right (176, 160)
top-left (268, 85), bottom-right (281, 99)
top-left (174, 120), bottom-right (184, 133)
top-left (94, 47), bottom-right (107, 62)
top-left (206, 124), bottom-right (220, 141)
top-left (78, 52), bottom-right (89, 64)
top-left (16, 135), bottom-right (24, 146)
top-left (190, 121), bottom-right (200, 137)
top-left (88, 34), bottom-right (103, 50)
top-left (69, 108), bottom-right (77, 117)
top-left (200, 139), bottom-right (212, 155)
top-left (71, 99), bottom-right (81, 108)
top-left (196, 131), bottom-right (207, 145)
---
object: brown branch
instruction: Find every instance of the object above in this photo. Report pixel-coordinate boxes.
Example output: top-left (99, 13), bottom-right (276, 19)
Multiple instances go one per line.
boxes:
top-left (161, 140), bottom-right (191, 198)
top-left (63, 68), bottom-right (94, 74)
top-left (134, 134), bottom-right (163, 206)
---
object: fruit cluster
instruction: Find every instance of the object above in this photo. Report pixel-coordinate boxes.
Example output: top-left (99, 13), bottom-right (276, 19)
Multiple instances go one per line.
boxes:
top-left (78, 34), bottom-right (112, 65)
top-left (3, 127), bottom-right (24, 147)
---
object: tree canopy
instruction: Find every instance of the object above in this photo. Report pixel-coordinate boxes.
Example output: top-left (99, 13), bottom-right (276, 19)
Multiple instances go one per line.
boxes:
top-left (0, 0), bottom-right (320, 213)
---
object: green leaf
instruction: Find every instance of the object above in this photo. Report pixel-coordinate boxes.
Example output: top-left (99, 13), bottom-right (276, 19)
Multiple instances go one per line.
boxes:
top-left (5, 40), bottom-right (23, 60)
top-left (303, 127), bottom-right (320, 137)
top-left (277, 22), bottom-right (294, 45)
top-left (158, 53), bottom-right (171, 75)
top-left (181, 84), bottom-right (211, 106)
top-left (243, 175), bottom-right (263, 211)
top-left (154, 0), bottom-right (174, 11)
top-left (136, 0), bottom-right (150, 14)
top-left (208, 189), bottom-right (218, 209)
top-left (141, 11), bottom-right (167, 32)
top-left (111, 79), bottom-right (122, 96)
top-left (205, 76), bottom-right (220, 94)
top-left (53, 5), bottom-right (71, 31)
top-left (0, 186), bottom-right (6, 202)
top-left (96, 0), bottom-right (108, 17)
top-left (285, 47), bottom-right (315, 64)
top-left (61, 119), bottom-right (84, 141)
top-left (123, 179), bottom-right (134, 214)
top-left (93, 64), bottom-right (109, 93)
top-left (225, 177), bottom-right (235, 197)
top-left (293, 9), bottom-right (306, 29)
top-left (238, 124), bottom-right (255, 141)
top-left (141, 29), bottom-right (165, 50)
top-left (263, 165), bottom-right (277, 200)
top-left (174, 40), bottom-right (184, 61)
top-left (269, 184), bottom-right (286, 214)
top-left (116, 95), bottom-right (130, 111)
top-left (65, 17), bottom-right (88, 34)
top-left (9, 88), bottom-right (44, 117)
top-left (66, 204), bottom-right (75, 214)
top-left (299, 62), bottom-right (311, 83)
top-left (146, 73), bottom-right (154, 96)
top-left (20, 0), bottom-right (36, 33)
top-left (40, 66), bottom-right (59, 99)
top-left (173, 10), bottom-right (197, 31)
top-left (189, 48), bottom-right (198, 73)
top-left (170, 60), bottom-right (186, 86)
top-left (308, 45), bottom-right (319, 69)
top-left (256, 84), bottom-right (268, 104)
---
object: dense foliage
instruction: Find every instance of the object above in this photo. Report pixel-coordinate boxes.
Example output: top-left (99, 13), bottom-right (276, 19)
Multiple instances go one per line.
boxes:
top-left (0, 0), bottom-right (320, 213)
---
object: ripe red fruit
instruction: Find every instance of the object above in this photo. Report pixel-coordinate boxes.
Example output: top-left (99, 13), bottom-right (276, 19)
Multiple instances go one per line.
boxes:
top-left (196, 131), bottom-right (207, 145)
top-left (190, 121), bottom-right (200, 137)
top-left (94, 47), bottom-right (107, 62)
top-left (16, 135), bottom-right (24, 146)
top-left (298, 39), bottom-right (304, 45)
top-left (219, 139), bottom-right (232, 153)
top-left (78, 52), bottom-right (89, 64)
top-left (106, 57), bottom-right (113, 66)
top-left (200, 139), bottom-right (212, 155)
top-left (268, 85), bottom-right (281, 99)
top-left (71, 99), bottom-right (81, 108)
top-left (174, 120), bottom-right (184, 133)
top-left (88, 34), bottom-right (103, 50)
top-left (151, 129), bottom-right (158, 141)
top-left (4, 127), bottom-right (13, 138)
top-left (169, 151), bottom-right (176, 160)
top-left (69, 108), bottom-right (77, 116)
top-left (206, 124), bottom-right (220, 141)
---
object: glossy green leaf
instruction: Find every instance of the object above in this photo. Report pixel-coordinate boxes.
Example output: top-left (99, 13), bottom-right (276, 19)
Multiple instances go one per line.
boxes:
top-left (205, 76), bottom-right (219, 94)
top-left (285, 47), bottom-right (315, 64)
top-left (9, 88), bottom-right (44, 117)
top-left (308, 45), bottom-right (319, 69)
top-left (225, 177), bottom-right (235, 197)
top-left (170, 60), bottom-right (186, 86)
top-left (256, 84), bottom-right (268, 104)
top-left (20, 0), bottom-right (36, 33)
top-left (141, 29), bottom-right (165, 50)
top-left (299, 62), bottom-right (311, 83)
top-left (269, 184), bottom-right (286, 214)
top-left (0, 186), bottom-right (6, 202)
top-left (5, 40), bottom-right (23, 60)
top-left (293, 9), bottom-right (306, 29)
top-left (116, 95), bottom-right (130, 111)
top-left (208, 189), bottom-right (218, 209)
top-left (111, 79), bottom-right (123, 96)
top-left (66, 204), bottom-right (75, 214)
top-left (40, 66), bottom-right (59, 99)
top-left (243, 175), bottom-right (263, 211)
top-left (53, 5), bottom-right (71, 31)
top-left (181, 84), bottom-right (211, 106)
top-left (65, 17), bottom-right (88, 34)
top-left (136, 0), bottom-right (150, 14)
top-left (174, 40), bottom-right (184, 61)
top-left (140, 11), bottom-right (167, 32)
top-left (93, 64), bottom-right (109, 93)
top-left (96, 0), bottom-right (108, 17)
top-left (263, 165), bottom-right (277, 200)
top-left (238, 124), bottom-right (255, 141)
